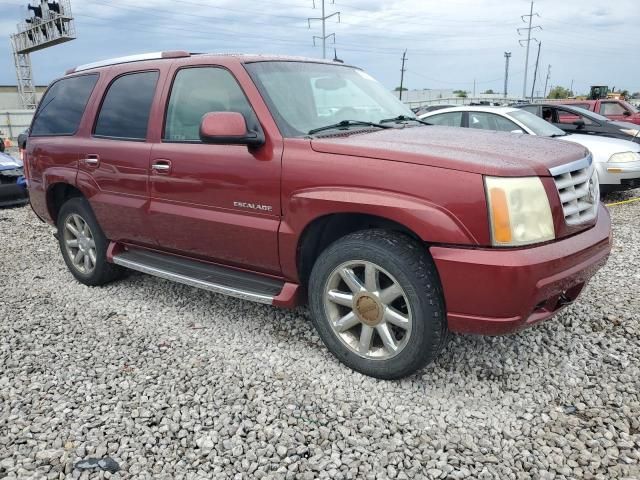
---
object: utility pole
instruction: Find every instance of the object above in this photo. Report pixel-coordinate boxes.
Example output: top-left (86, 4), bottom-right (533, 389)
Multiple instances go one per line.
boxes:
top-left (399, 49), bottom-right (407, 100)
top-left (503, 51), bottom-right (511, 99)
top-left (530, 40), bottom-right (541, 101)
top-left (570, 79), bottom-right (574, 96)
top-left (473, 78), bottom-right (476, 98)
top-left (308, 0), bottom-right (340, 59)
top-left (518, 1), bottom-right (541, 99)
top-left (543, 64), bottom-right (551, 98)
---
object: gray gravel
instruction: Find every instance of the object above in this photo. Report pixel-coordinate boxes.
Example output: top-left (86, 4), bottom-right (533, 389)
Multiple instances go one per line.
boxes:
top-left (1, 190), bottom-right (639, 480)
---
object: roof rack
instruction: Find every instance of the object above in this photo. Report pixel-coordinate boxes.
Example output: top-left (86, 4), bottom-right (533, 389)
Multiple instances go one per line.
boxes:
top-left (68, 50), bottom-right (190, 74)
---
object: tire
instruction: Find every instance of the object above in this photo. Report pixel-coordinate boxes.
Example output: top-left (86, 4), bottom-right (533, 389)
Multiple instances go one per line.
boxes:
top-left (308, 230), bottom-right (447, 379)
top-left (56, 196), bottom-right (124, 286)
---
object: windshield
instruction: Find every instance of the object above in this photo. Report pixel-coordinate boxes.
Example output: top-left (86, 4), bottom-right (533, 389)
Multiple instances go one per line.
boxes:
top-left (245, 61), bottom-right (415, 136)
top-left (620, 100), bottom-right (638, 113)
top-left (509, 109), bottom-right (566, 137)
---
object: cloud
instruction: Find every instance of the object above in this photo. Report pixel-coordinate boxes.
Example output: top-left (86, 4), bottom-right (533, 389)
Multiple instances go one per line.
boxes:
top-left (0, 0), bottom-right (637, 95)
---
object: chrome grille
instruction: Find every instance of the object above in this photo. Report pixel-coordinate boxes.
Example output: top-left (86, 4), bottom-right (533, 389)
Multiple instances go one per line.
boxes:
top-left (549, 155), bottom-right (599, 225)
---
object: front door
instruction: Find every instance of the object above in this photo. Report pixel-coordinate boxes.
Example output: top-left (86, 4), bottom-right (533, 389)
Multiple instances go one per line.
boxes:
top-left (599, 101), bottom-right (630, 122)
top-left (148, 65), bottom-right (282, 274)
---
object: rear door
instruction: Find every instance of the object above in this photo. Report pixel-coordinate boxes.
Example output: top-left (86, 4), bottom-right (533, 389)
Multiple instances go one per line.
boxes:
top-left (76, 68), bottom-right (161, 246)
top-left (147, 63), bottom-right (282, 274)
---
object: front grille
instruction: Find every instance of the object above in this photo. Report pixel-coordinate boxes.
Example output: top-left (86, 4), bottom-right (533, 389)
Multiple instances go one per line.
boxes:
top-left (549, 155), bottom-right (599, 225)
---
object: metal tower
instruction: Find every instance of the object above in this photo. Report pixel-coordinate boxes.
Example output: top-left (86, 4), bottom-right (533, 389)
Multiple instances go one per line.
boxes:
top-left (308, 0), bottom-right (340, 59)
top-left (10, 0), bottom-right (76, 109)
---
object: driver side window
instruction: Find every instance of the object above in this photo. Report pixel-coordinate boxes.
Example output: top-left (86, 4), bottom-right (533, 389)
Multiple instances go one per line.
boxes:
top-left (164, 67), bottom-right (256, 142)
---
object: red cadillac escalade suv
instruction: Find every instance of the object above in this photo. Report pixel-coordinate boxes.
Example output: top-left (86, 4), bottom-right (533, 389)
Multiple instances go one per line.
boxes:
top-left (25, 52), bottom-right (612, 379)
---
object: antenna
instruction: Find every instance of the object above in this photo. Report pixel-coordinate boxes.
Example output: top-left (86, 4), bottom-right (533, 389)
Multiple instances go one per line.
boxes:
top-left (10, 1), bottom-right (76, 109)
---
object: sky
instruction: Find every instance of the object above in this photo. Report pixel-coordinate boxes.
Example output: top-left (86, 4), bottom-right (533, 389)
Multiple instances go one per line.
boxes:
top-left (0, 0), bottom-right (638, 96)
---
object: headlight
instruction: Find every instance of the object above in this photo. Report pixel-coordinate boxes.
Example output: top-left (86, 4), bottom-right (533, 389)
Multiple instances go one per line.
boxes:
top-left (485, 176), bottom-right (555, 247)
top-left (620, 128), bottom-right (640, 137)
top-left (608, 151), bottom-right (640, 163)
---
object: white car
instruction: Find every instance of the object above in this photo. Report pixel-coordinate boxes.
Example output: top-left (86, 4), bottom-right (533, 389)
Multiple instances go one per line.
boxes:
top-left (419, 106), bottom-right (640, 193)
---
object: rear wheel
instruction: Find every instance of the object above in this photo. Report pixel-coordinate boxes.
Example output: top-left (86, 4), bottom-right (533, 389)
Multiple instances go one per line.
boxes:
top-left (57, 197), bottom-right (124, 286)
top-left (308, 230), bottom-right (447, 379)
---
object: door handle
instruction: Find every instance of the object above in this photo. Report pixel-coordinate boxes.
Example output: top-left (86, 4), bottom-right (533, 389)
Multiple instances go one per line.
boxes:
top-left (83, 155), bottom-right (100, 167)
top-left (151, 160), bottom-right (172, 174)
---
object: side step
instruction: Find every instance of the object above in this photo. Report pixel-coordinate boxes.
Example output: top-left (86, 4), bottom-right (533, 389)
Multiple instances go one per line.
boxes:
top-left (112, 248), bottom-right (285, 305)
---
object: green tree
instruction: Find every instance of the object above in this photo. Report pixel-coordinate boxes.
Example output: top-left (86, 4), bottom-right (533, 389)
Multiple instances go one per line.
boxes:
top-left (483, 89), bottom-right (495, 94)
top-left (453, 90), bottom-right (468, 98)
top-left (620, 90), bottom-right (630, 99)
top-left (394, 86), bottom-right (408, 92)
top-left (547, 86), bottom-right (572, 99)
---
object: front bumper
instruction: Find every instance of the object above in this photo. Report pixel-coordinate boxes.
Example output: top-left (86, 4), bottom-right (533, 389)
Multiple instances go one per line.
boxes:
top-left (431, 204), bottom-right (612, 335)
top-left (0, 182), bottom-right (29, 207)
top-left (596, 160), bottom-right (640, 188)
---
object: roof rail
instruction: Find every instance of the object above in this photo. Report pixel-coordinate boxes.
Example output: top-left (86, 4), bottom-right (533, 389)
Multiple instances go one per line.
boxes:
top-left (68, 50), bottom-right (190, 74)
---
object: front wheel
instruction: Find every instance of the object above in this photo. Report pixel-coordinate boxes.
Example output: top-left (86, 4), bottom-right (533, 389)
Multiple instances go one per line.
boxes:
top-left (308, 230), bottom-right (447, 379)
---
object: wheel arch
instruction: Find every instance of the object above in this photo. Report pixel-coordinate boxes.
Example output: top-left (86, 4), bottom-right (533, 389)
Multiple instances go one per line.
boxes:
top-left (46, 182), bottom-right (84, 223)
top-left (281, 187), bottom-right (478, 285)
top-left (296, 212), bottom-right (422, 287)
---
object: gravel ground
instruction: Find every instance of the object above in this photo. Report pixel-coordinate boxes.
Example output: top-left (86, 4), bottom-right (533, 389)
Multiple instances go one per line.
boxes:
top-left (1, 191), bottom-right (639, 480)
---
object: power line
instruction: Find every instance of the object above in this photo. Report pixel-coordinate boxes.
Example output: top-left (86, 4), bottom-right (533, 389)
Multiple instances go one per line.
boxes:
top-left (308, 0), bottom-right (340, 59)
top-left (518, 0), bottom-right (542, 99)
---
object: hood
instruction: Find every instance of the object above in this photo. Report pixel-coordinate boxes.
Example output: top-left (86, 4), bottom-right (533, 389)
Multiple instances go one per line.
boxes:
top-left (559, 134), bottom-right (640, 163)
top-left (0, 152), bottom-right (22, 171)
top-left (610, 121), bottom-right (640, 130)
top-left (310, 126), bottom-right (588, 177)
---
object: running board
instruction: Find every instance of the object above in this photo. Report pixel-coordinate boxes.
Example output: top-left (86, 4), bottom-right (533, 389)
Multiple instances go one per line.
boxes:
top-left (112, 248), bottom-right (285, 305)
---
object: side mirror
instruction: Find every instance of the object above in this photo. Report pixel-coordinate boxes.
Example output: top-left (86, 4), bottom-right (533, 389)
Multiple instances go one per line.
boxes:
top-left (199, 112), bottom-right (264, 147)
top-left (623, 110), bottom-right (631, 116)
top-left (573, 120), bottom-right (586, 129)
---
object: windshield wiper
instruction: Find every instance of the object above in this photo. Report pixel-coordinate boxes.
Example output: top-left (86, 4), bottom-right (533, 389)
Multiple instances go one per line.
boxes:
top-left (307, 120), bottom-right (391, 135)
top-left (380, 115), bottom-right (431, 126)
top-left (550, 133), bottom-right (566, 137)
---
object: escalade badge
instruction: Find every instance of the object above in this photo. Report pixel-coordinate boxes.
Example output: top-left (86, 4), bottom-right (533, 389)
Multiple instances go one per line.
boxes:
top-left (233, 201), bottom-right (273, 212)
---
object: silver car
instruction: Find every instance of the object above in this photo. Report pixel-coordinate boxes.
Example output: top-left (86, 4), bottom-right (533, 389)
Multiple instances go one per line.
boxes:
top-left (419, 106), bottom-right (640, 193)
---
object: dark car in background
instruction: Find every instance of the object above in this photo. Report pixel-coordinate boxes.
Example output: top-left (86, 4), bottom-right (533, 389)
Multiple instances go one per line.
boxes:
top-left (549, 99), bottom-right (640, 125)
top-left (517, 103), bottom-right (640, 143)
top-left (0, 152), bottom-right (28, 208)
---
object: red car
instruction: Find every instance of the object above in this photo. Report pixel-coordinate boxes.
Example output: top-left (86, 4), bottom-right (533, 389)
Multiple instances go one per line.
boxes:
top-left (555, 99), bottom-right (640, 125)
top-left (25, 52), bottom-right (611, 378)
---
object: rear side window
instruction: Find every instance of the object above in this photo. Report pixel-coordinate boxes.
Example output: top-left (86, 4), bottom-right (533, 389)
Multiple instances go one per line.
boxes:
top-left (94, 71), bottom-right (159, 140)
top-left (30, 74), bottom-right (98, 136)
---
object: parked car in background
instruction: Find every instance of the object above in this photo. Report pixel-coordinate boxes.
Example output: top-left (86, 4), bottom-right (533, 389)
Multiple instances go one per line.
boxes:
top-left (551, 99), bottom-right (640, 125)
top-left (26, 52), bottom-right (612, 379)
top-left (516, 103), bottom-right (640, 143)
top-left (414, 104), bottom-right (454, 116)
top-left (419, 106), bottom-right (640, 193)
top-left (17, 130), bottom-right (28, 161)
top-left (0, 152), bottom-right (28, 207)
